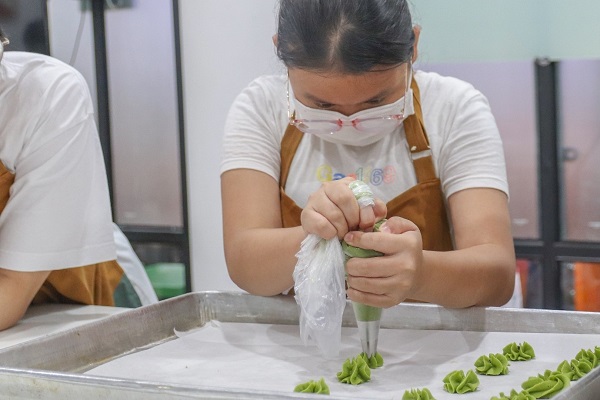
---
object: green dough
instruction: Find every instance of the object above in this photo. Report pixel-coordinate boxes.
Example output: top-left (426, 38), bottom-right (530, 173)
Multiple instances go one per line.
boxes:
top-left (521, 369), bottom-right (570, 398)
top-left (575, 348), bottom-right (599, 368)
top-left (337, 355), bottom-right (371, 385)
top-left (474, 353), bottom-right (509, 376)
top-left (342, 240), bottom-right (383, 259)
top-left (343, 219), bottom-right (386, 323)
top-left (556, 358), bottom-right (592, 381)
top-left (442, 369), bottom-right (479, 394)
top-left (293, 378), bottom-right (330, 394)
top-left (402, 387), bottom-right (436, 400)
top-left (352, 302), bottom-right (383, 322)
top-left (360, 351), bottom-right (384, 369)
top-left (341, 219), bottom-right (387, 260)
top-left (491, 389), bottom-right (536, 400)
top-left (503, 341), bottom-right (535, 361)
top-left (555, 347), bottom-right (599, 382)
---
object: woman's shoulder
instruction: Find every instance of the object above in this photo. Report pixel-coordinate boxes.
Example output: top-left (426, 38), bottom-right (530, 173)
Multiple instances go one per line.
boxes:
top-left (3, 52), bottom-right (88, 95)
top-left (228, 74), bottom-right (288, 128)
top-left (414, 69), bottom-right (482, 102)
top-left (235, 74), bottom-right (287, 106)
top-left (2, 52), bottom-right (93, 120)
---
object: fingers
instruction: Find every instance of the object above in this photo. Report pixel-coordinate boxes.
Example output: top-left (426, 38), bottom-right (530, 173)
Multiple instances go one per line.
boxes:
top-left (346, 256), bottom-right (416, 307)
top-left (373, 198), bottom-right (387, 221)
top-left (301, 178), bottom-right (387, 239)
top-left (377, 216), bottom-right (419, 234)
top-left (343, 216), bottom-right (424, 308)
top-left (344, 216), bottom-right (421, 256)
top-left (346, 255), bottom-right (418, 307)
top-left (301, 178), bottom-right (359, 239)
top-left (358, 194), bottom-right (388, 232)
top-left (358, 206), bottom-right (375, 232)
top-left (347, 282), bottom-right (411, 308)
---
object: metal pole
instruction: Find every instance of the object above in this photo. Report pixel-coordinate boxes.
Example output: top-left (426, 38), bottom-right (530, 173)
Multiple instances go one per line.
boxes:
top-left (91, 0), bottom-right (114, 214)
top-left (535, 58), bottom-right (561, 309)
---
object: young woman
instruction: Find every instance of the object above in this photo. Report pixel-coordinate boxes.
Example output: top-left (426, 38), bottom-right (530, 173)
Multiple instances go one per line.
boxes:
top-left (221, 0), bottom-right (515, 309)
top-left (0, 28), bottom-right (156, 331)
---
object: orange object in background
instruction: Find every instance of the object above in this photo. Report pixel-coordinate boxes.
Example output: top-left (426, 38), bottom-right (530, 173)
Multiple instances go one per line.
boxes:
top-left (574, 262), bottom-right (600, 311)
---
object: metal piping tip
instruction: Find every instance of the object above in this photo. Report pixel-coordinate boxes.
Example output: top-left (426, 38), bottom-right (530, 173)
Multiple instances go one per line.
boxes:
top-left (356, 320), bottom-right (380, 358)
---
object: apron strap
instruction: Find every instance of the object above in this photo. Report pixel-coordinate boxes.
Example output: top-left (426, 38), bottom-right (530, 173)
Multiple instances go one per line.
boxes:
top-left (402, 77), bottom-right (438, 182)
top-left (280, 119), bottom-right (303, 188)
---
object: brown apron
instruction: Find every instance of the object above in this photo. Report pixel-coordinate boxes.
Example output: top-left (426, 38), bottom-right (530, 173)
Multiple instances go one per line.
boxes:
top-left (0, 161), bottom-right (130, 307)
top-left (279, 78), bottom-right (453, 252)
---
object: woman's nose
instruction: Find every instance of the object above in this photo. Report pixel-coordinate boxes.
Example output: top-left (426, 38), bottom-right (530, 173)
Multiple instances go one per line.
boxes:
top-left (336, 105), bottom-right (369, 117)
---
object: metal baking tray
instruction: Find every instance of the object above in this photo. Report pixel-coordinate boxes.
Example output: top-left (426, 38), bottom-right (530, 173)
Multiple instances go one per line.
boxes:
top-left (1, 291), bottom-right (599, 399)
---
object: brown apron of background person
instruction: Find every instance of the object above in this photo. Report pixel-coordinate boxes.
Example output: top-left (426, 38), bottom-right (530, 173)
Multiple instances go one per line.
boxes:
top-left (279, 78), bottom-right (454, 252)
top-left (0, 162), bottom-right (140, 307)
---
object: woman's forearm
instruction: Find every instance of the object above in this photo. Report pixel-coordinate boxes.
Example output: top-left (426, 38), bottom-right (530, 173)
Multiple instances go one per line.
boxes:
top-left (0, 269), bottom-right (49, 331)
top-left (412, 244), bottom-right (516, 308)
top-left (224, 226), bottom-right (306, 296)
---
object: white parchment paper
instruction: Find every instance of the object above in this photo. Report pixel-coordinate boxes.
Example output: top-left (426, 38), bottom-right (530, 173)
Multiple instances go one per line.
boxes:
top-left (86, 321), bottom-right (600, 399)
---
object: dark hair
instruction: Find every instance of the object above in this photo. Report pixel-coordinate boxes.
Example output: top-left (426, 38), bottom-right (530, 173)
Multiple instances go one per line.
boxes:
top-left (276, 0), bottom-right (414, 74)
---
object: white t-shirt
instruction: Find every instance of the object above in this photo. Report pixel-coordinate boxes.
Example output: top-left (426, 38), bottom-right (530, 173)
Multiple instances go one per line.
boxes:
top-left (221, 70), bottom-right (509, 208)
top-left (0, 52), bottom-right (115, 271)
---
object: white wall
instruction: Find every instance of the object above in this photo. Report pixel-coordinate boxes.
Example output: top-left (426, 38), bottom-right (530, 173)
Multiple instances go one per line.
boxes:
top-left (179, 0), bottom-right (600, 292)
top-left (179, 0), bottom-right (280, 291)
top-left (47, 0), bottom-right (97, 111)
top-left (411, 0), bottom-right (600, 63)
top-left (48, 1), bottom-right (184, 229)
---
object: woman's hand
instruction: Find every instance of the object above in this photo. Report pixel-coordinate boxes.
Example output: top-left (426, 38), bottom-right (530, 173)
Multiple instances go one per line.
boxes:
top-left (300, 177), bottom-right (387, 240)
top-left (343, 216), bottom-right (423, 308)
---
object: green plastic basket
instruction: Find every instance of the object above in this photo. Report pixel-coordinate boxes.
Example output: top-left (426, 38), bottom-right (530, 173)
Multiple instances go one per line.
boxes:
top-left (145, 263), bottom-right (186, 300)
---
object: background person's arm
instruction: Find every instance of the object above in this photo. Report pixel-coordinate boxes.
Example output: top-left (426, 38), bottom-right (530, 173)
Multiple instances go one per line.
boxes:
top-left (0, 268), bottom-right (49, 331)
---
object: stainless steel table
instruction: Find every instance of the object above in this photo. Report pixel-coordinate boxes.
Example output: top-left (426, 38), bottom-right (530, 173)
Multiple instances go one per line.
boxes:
top-left (1, 291), bottom-right (599, 399)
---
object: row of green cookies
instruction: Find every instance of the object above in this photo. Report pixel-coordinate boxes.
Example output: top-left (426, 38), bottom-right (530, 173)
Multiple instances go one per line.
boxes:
top-left (292, 341), bottom-right (534, 397)
top-left (406, 343), bottom-right (600, 399)
top-left (293, 351), bottom-right (384, 394)
top-left (294, 342), bottom-right (600, 399)
top-left (399, 341), bottom-right (536, 399)
top-left (489, 345), bottom-right (600, 400)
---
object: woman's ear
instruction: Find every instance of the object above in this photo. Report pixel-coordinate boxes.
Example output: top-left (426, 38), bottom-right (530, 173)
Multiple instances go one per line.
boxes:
top-left (272, 34), bottom-right (278, 47)
top-left (412, 25), bottom-right (421, 63)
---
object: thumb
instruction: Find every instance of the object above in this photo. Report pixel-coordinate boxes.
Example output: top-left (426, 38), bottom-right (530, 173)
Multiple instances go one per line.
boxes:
top-left (378, 216), bottom-right (419, 234)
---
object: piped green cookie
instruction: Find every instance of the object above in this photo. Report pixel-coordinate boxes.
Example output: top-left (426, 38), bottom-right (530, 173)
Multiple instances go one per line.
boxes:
top-left (402, 387), bottom-right (436, 400)
top-left (503, 341), bottom-right (535, 361)
top-left (359, 351), bottom-right (384, 369)
top-left (521, 369), bottom-right (570, 398)
top-left (442, 369), bottom-right (479, 394)
top-left (293, 378), bottom-right (330, 394)
top-left (491, 389), bottom-right (535, 400)
top-left (474, 353), bottom-right (509, 376)
top-left (337, 355), bottom-right (371, 385)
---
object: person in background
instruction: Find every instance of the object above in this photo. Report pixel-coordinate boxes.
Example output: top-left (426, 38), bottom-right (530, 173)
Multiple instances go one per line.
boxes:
top-left (220, 0), bottom-right (516, 309)
top-left (0, 26), bottom-right (156, 331)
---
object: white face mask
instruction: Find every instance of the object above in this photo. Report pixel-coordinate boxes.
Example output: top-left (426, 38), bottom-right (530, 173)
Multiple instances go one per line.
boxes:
top-left (291, 89), bottom-right (415, 147)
